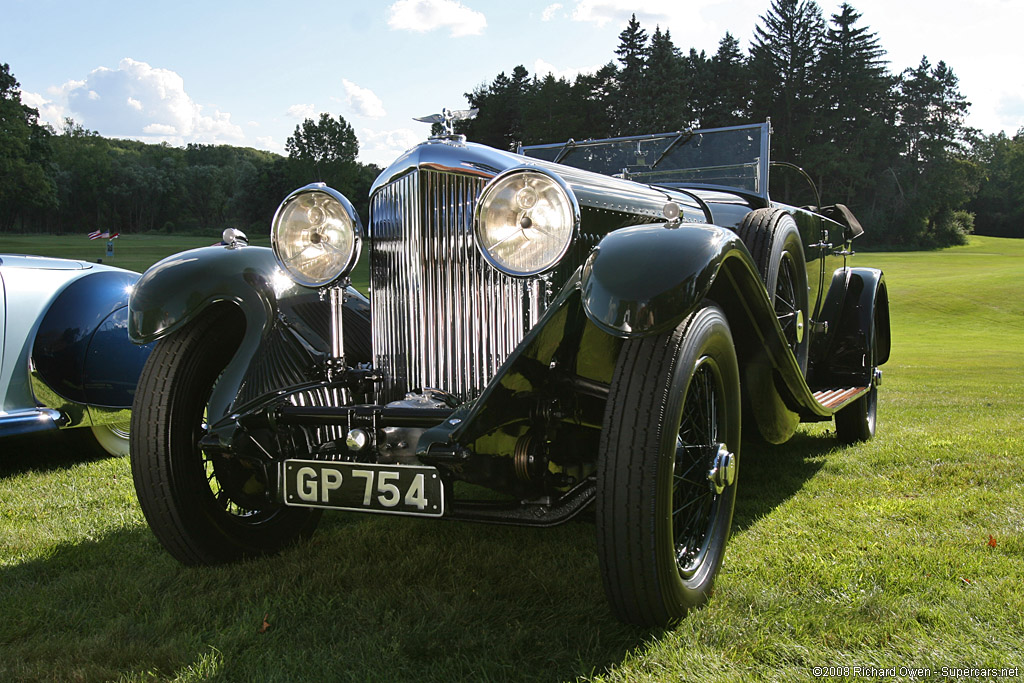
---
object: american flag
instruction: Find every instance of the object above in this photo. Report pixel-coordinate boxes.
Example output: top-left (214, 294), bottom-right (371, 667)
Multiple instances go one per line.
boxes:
top-left (88, 231), bottom-right (119, 240)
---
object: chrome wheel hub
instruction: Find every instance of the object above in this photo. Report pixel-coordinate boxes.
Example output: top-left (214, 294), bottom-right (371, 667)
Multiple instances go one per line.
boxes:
top-left (707, 443), bottom-right (736, 495)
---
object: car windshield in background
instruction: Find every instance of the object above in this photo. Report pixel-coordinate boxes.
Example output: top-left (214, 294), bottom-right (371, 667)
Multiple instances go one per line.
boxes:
top-left (521, 122), bottom-right (769, 196)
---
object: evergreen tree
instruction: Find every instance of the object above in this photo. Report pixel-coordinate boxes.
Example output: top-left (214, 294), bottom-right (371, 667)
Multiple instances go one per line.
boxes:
top-left (645, 27), bottom-right (688, 132)
top-left (571, 63), bottom-right (618, 140)
top-left (682, 48), bottom-right (712, 128)
top-left (702, 32), bottom-right (748, 128)
top-left (522, 73), bottom-right (587, 145)
top-left (747, 0), bottom-right (826, 164)
top-left (898, 57), bottom-right (973, 163)
top-left (612, 14), bottom-right (649, 134)
top-left (814, 3), bottom-right (896, 207)
top-left (463, 66), bottom-right (531, 150)
top-left (887, 57), bottom-right (980, 244)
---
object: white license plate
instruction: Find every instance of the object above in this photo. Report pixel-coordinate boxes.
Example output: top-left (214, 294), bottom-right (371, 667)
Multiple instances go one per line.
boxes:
top-left (283, 460), bottom-right (444, 517)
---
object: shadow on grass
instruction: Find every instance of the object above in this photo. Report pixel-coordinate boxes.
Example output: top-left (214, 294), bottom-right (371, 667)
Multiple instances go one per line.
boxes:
top-left (0, 429), bottom-right (113, 478)
top-left (733, 428), bottom-right (836, 531)
top-left (0, 511), bottom-right (652, 682)
top-left (1, 428), bottom-right (838, 681)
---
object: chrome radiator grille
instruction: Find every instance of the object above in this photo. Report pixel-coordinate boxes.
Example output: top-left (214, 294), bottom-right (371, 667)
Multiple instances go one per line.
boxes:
top-left (370, 169), bottom-right (535, 402)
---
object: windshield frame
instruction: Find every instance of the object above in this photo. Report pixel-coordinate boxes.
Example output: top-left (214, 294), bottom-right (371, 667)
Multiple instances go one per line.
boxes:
top-left (519, 122), bottom-right (771, 200)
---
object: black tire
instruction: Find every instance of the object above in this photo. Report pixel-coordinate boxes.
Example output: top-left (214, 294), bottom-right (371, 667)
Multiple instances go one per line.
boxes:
top-left (835, 314), bottom-right (879, 443)
top-left (736, 208), bottom-right (809, 372)
top-left (596, 303), bottom-right (740, 627)
top-left (130, 305), bottom-right (320, 565)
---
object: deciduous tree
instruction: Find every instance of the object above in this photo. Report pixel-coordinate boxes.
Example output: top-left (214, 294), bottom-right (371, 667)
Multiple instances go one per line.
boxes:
top-left (0, 63), bottom-right (56, 231)
top-left (286, 113), bottom-right (359, 165)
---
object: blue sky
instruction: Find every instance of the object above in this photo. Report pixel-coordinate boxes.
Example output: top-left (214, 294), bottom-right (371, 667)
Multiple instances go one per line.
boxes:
top-left (5, 0), bottom-right (1023, 167)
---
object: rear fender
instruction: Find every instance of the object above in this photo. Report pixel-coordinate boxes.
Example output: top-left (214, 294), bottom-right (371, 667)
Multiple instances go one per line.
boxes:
top-left (813, 267), bottom-right (889, 387)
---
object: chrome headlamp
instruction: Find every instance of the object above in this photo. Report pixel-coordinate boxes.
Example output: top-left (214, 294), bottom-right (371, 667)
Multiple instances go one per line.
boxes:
top-left (474, 167), bottom-right (579, 277)
top-left (271, 183), bottom-right (362, 287)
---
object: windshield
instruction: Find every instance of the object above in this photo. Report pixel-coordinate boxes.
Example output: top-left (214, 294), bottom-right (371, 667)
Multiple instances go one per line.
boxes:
top-left (520, 122), bottom-right (770, 197)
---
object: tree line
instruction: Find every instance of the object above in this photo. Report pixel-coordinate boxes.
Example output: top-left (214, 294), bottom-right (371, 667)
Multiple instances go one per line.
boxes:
top-left (1, 0), bottom-right (1022, 246)
top-left (0, 68), bottom-right (380, 236)
top-left (458, 1), bottom-right (1020, 246)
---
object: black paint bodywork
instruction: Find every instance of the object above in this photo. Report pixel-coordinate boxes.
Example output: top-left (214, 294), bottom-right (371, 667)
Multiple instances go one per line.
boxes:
top-left (127, 127), bottom-right (891, 524)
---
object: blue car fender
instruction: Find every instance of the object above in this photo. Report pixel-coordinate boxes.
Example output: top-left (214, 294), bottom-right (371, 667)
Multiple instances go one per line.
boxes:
top-left (32, 269), bottom-right (150, 411)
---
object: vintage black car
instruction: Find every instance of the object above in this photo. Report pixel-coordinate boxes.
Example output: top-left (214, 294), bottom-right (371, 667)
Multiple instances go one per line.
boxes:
top-left (127, 120), bottom-right (889, 626)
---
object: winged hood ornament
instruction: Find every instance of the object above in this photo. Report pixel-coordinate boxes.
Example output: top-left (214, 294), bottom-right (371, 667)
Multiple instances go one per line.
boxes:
top-left (413, 108), bottom-right (478, 136)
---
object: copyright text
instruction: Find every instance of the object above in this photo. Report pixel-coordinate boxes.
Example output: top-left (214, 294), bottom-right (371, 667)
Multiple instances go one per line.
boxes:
top-left (811, 666), bottom-right (1020, 679)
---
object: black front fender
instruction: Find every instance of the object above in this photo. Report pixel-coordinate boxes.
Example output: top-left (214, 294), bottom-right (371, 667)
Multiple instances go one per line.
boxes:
top-left (128, 245), bottom-right (370, 423)
top-left (580, 223), bottom-right (747, 338)
top-left (129, 245), bottom-right (286, 345)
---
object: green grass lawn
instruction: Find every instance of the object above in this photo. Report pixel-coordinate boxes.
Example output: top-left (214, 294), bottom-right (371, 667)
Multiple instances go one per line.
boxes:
top-left (1, 235), bottom-right (1022, 681)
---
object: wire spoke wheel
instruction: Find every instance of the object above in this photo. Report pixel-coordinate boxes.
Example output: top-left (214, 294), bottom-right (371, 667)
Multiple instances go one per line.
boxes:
top-left (130, 305), bottom-right (320, 565)
top-left (774, 252), bottom-right (803, 356)
top-left (673, 360), bottom-right (723, 576)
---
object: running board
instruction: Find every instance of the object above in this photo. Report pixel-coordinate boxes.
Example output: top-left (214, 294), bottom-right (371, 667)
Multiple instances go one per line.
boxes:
top-left (812, 386), bottom-right (869, 411)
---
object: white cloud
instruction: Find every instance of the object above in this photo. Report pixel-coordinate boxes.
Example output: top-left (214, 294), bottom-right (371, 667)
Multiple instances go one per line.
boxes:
top-left (143, 123), bottom-right (177, 135)
top-left (286, 103), bottom-right (316, 119)
top-left (358, 127), bottom-right (423, 166)
top-left (256, 135), bottom-right (284, 153)
top-left (63, 57), bottom-right (243, 144)
top-left (533, 58), bottom-right (600, 82)
top-left (541, 3), bottom-right (563, 21)
top-left (341, 79), bottom-right (386, 118)
top-left (387, 0), bottom-right (486, 37)
top-left (569, 0), bottom-right (674, 27)
top-left (19, 90), bottom-right (67, 130)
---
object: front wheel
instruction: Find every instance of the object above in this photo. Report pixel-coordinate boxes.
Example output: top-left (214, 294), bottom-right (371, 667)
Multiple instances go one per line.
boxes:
top-left (129, 305), bottom-right (320, 565)
top-left (596, 303), bottom-right (741, 626)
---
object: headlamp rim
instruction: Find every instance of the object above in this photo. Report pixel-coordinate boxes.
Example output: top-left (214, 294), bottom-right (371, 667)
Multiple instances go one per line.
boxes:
top-left (271, 182), bottom-right (363, 288)
top-left (473, 166), bottom-right (581, 278)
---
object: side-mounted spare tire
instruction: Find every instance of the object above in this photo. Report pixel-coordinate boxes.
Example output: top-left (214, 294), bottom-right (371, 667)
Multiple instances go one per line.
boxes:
top-left (736, 208), bottom-right (810, 372)
top-left (130, 304), bottom-right (320, 565)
